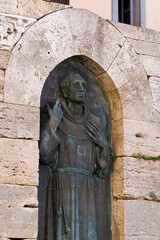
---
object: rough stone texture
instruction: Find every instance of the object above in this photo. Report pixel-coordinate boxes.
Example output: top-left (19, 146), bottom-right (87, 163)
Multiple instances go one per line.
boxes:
top-left (0, 138), bottom-right (39, 185)
top-left (18, 0), bottom-right (70, 19)
top-left (124, 157), bottom-right (160, 200)
top-left (0, 207), bottom-right (38, 238)
top-left (139, 27), bottom-right (160, 44)
top-left (112, 199), bottom-right (124, 240)
top-left (113, 119), bottom-right (160, 156)
top-left (124, 200), bottom-right (160, 240)
top-left (0, 70), bottom-right (4, 101)
top-left (149, 77), bottom-right (160, 113)
top-left (0, 102), bottom-right (39, 139)
top-left (109, 20), bottom-right (139, 40)
top-left (4, 50), bottom-right (46, 106)
top-left (112, 157), bottom-right (124, 198)
top-left (0, 0), bottom-right (18, 15)
top-left (92, 17), bottom-right (125, 71)
top-left (128, 38), bottom-right (160, 58)
top-left (139, 55), bottom-right (160, 77)
top-left (107, 90), bottom-right (123, 122)
top-left (108, 41), bottom-right (145, 89)
top-left (39, 9), bottom-right (75, 63)
top-left (0, 13), bottom-right (36, 50)
top-left (0, 184), bottom-right (38, 207)
top-left (0, 50), bottom-right (11, 69)
top-left (17, 21), bottom-right (58, 79)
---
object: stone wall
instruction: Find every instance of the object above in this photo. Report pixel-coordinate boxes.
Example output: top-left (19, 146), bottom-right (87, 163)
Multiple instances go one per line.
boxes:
top-left (0, 1), bottom-right (160, 239)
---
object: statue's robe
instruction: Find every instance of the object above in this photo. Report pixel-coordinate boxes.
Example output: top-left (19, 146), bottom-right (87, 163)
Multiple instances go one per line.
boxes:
top-left (40, 104), bottom-right (111, 240)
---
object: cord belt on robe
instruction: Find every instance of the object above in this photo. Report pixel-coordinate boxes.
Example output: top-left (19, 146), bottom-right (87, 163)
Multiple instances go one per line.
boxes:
top-left (52, 167), bottom-right (93, 235)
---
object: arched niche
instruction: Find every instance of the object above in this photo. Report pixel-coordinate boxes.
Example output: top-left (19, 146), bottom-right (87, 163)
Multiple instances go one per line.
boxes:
top-left (4, 8), bottom-right (152, 239)
top-left (38, 55), bottom-right (123, 239)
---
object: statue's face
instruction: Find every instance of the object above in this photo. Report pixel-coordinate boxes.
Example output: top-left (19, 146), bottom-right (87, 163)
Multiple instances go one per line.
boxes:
top-left (67, 78), bottom-right (86, 103)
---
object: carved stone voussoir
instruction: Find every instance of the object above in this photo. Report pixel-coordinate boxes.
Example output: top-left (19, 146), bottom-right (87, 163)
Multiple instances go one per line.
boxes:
top-left (0, 13), bottom-right (36, 50)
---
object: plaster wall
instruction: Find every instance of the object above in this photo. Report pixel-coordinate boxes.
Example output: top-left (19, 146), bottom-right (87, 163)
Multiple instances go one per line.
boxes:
top-left (0, 1), bottom-right (160, 239)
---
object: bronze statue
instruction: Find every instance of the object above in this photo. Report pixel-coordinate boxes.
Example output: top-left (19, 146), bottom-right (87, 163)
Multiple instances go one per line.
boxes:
top-left (39, 73), bottom-right (111, 239)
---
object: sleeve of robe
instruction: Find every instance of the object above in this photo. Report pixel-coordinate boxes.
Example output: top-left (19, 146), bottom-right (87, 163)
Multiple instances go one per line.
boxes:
top-left (39, 121), bottom-right (61, 166)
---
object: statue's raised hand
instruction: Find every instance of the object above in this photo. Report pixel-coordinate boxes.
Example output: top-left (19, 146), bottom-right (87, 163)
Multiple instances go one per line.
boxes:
top-left (47, 98), bottom-right (63, 130)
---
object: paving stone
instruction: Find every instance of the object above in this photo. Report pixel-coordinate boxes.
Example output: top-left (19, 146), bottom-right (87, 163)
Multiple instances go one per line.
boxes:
top-left (0, 138), bottom-right (39, 185)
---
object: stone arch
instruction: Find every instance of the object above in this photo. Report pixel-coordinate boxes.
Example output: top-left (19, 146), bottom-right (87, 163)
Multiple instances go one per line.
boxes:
top-left (4, 8), bottom-right (153, 239)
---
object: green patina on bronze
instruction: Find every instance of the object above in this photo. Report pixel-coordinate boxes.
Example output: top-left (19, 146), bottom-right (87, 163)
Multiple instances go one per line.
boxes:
top-left (38, 58), bottom-right (112, 240)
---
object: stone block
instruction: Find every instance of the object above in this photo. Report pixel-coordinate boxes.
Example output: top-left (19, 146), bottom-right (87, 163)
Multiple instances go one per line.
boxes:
top-left (39, 9), bottom-right (75, 63)
top-left (17, 21), bottom-right (58, 78)
top-left (124, 157), bottom-right (160, 200)
top-left (108, 41), bottom-right (145, 89)
top-left (124, 200), bottom-right (160, 239)
top-left (0, 0), bottom-right (18, 15)
top-left (0, 207), bottom-right (38, 238)
top-left (0, 138), bottom-right (39, 185)
top-left (0, 184), bottom-right (38, 207)
top-left (139, 55), bottom-right (160, 77)
top-left (128, 38), bottom-right (160, 58)
top-left (0, 70), bottom-right (4, 101)
top-left (123, 120), bottom-right (160, 157)
top-left (107, 90), bottom-right (123, 122)
top-left (0, 50), bottom-right (11, 69)
top-left (0, 103), bottom-right (39, 139)
top-left (18, 0), bottom-right (69, 19)
top-left (139, 27), bottom-right (160, 44)
top-left (109, 20), bottom-right (139, 39)
top-left (0, 13), bottom-right (36, 50)
top-left (149, 77), bottom-right (160, 113)
top-left (92, 17), bottom-right (125, 71)
top-left (4, 50), bottom-right (46, 106)
top-left (112, 157), bottom-right (124, 198)
top-left (112, 199), bottom-right (124, 240)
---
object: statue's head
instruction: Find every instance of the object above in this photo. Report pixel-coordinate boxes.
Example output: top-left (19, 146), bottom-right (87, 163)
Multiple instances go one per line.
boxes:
top-left (60, 73), bottom-right (86, 103)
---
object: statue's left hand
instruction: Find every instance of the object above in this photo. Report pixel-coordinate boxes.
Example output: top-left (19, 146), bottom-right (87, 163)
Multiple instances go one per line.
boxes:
top-left (84, 121), bottom-right (107, 151)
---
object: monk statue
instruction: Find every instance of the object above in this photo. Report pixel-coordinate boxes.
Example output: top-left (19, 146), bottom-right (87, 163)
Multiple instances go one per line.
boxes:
top-left (39, 73), bottom-right (111, 240)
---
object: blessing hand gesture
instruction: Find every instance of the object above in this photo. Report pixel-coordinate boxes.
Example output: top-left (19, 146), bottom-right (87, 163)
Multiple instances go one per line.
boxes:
top-left (47, 98), bottom-right (63, 130)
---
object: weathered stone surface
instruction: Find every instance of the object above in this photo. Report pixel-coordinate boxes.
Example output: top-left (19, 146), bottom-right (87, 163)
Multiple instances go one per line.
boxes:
top-left (0, 184), bottom-right (38, 207)
top-left (0, 0), bottom-right (18, 15)
top-left (139, 55), bottom-right (160, 77)
top-left (0, 13), bottom-right (36, 50)
top-left (0, 50), bottom-right (11, 69)
top-left (96, 72), bottom-right (117, 93)
top-left (69, 9), bottom-right (102, 57)
top-left (124, 200), bottom-right (160, 239)
top-left (0, 207), bottom-right (38, 238)
top-left (4, 50), bottom-right (46, 106)
top-left (112, 156), bottom-right (124, 198)
top-left (18, 0), bottom-right (69, 19)
top-left (112, 199), bottom-right (124, 240)
top-left (128, 38), bottom-right (160, 58)
top-left (108, 41), bottom-right (145, 89)
top-left (92, 17), bottom-right (125, 71)
top-left (107, 90), bottom-right (123, 122)
top-left (0, 103), bottom-right (39, 139)
top-left (17, 21), bottom-right (58, 78)
top-left (39, 9), bottom-right (75, 63)
top-left (123, 157), bottom-right (160, 200)
top-left (139, 27), bottom-right (160, 44)
top-left (149, 77), bottom-right (160, 113)
top-left (124, 120), bottom-right (159, 156)
top-left (109, 20), bottom-right (139, 39)
top-left (0, 70), bottom-right (4, 101)
top-left (118, 70), bottom-right (153, 122)
top-left (0, 138), bottom-right (39, 185)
